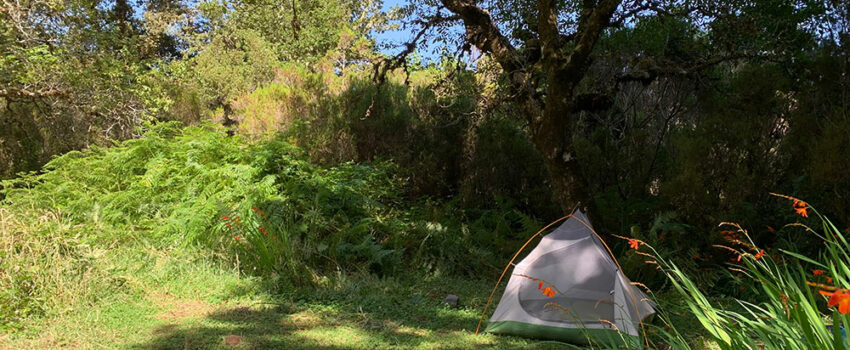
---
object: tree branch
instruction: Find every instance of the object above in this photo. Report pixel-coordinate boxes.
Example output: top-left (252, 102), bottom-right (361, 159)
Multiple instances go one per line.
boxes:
top-left (438, 0), bottom-right (521, 73)
top-left (537, 0), bottom-right (560, 61)
top-left (290, 0), bottom-right (300, 40)
top-left (560, 0), bottom-right (622, 85)
top-left (372, 13), bottom-right (460, 83)
top-left (614, 53), bottom-right (764, 85)
top-left (0, 88), bottom-right (66, 100)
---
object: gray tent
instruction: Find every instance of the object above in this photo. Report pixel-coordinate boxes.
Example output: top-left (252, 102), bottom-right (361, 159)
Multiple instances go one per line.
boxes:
top-left (484, 210), bottom-right (655, 346)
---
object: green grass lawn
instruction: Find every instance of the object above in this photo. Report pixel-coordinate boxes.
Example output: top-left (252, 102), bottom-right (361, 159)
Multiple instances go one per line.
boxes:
top-left (0, 244), bottom-right (571, 349)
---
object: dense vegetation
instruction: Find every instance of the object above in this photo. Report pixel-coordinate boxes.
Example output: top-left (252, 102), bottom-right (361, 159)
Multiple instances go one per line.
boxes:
top-left (2, 0), bottom-right (850, 348)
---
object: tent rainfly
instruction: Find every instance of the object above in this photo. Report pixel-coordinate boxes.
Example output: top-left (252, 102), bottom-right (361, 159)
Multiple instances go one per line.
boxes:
top-left (483, 210), bottom-right (655, 346)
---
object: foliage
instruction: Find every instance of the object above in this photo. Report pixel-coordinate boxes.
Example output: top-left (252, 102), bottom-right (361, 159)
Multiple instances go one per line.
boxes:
top-left (2, 0), bottom-right (850, 347)
top-left (0, 122), bottom-right (545, 329)
top-left (192, 29), bottom-right (278, 109)
top-left (0, 0), bottom-right (190, 178)
top-left (641, 199), bottom-right (850, 349)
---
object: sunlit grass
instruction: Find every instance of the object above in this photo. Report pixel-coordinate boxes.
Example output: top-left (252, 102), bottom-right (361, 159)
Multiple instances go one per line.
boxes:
top-left (0, 239), bottom-right (570, 349)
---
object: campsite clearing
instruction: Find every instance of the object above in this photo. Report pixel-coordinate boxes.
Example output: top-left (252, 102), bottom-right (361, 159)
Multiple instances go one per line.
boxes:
top-left (0, 244), bottom-right (718, 349)
top-left (0, 245), bottom-right (561, 349)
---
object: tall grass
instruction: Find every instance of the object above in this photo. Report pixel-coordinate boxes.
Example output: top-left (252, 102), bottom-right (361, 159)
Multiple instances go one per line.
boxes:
top-left (0, 207), bottom-right (123, 331)
top-left (642, 197), bottom-right (850, 349)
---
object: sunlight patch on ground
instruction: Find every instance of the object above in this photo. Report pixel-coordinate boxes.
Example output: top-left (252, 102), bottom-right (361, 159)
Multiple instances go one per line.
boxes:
top-left (283, 309), bottom-right (343, 330)
top-left (394, 325), bottom-right (430, 337)
top-left (148, 291), bottom-right (215, 320)
top-left (294, 325), bottom-right (372, 346)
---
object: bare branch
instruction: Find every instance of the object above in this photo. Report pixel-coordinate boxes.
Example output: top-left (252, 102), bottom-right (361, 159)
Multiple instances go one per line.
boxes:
top-left (372, 13), bottom-right (461, 83)
top-left (560, 0), bottom-right (623, 85)
top-left (438, 0), bottom-right (521, 73)
top-left (0, 88), bottom-right (66, 100)
top-left (615, 53), bottom-right (766, 85)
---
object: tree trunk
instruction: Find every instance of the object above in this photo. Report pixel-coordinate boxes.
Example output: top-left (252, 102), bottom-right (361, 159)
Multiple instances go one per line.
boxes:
top-left (529, 110), bottom-right (589, 214)
top-left (436, 0), bottom-right (622, 214)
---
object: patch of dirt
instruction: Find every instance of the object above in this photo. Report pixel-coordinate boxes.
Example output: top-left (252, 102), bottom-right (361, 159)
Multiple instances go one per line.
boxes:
top-left (281, 308), bottom-right (349, 330)
top-left (282, 310), bottom-right (323, 329)
top-left (148, 291), bottom-right (215, 321)
top-left (219, 306), bottom-right (255, 321)
top-left (224, 334), bottom-right (242, 346)
top-left (394, 325), bottom-right (429, 337)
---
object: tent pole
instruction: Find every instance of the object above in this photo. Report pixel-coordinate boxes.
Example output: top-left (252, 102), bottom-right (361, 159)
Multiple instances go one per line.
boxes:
top-left (474, 211), bottom-right (575, 335)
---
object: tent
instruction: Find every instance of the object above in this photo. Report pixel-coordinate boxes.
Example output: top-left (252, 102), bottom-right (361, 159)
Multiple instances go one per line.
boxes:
top-left (481, 210), bottom-right (655, 346)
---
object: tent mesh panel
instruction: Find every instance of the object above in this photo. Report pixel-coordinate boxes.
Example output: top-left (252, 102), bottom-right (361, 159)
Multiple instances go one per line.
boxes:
top-left (517, 238), bottom-right (616, 323)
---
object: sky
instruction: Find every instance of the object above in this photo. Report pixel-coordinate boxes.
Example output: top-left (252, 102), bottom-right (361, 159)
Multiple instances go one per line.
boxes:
top-left (371, 0), bottom-right (457, 63)
top-left (372, 0), bottom-right (411, 49)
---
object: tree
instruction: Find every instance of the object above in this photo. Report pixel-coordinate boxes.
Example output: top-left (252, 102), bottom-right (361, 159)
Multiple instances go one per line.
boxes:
top-left (388, 0), bottom-right (829, 212)
top-left (0, 0), bottom-right (187, 178)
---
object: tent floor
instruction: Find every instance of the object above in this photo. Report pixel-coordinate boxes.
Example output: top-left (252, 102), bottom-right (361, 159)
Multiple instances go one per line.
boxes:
top-left (485, 320), bottom-right (640, 347)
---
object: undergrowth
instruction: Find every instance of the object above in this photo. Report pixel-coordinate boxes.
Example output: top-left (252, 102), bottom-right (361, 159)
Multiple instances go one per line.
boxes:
top-left (0, 122), bottom-right (541, 331)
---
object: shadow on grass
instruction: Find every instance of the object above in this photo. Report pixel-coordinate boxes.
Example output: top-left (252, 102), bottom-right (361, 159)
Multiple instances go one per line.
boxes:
top-left (128, 277), bottom-right (521, 350)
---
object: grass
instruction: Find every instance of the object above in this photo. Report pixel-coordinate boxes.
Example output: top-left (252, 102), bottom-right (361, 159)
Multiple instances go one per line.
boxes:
top-left (0, 241), bottom-right (569, 349)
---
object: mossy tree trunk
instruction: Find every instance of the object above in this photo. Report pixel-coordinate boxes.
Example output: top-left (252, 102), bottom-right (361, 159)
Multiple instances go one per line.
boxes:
top-left (438, 0), bottom-right (622, 213)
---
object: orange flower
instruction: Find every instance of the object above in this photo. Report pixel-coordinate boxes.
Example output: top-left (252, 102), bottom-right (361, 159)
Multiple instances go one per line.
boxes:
top-left (538, 281), bottom-right (544, 290)
top-left (221, 216), bottom-right (230, 220)
top-left (827, 277), bottom-right (834, 284)
top-left (774, 194), bottom-right (811, 218)
top-left (542, 286), bottom-right (556, 298)
top-left (754, 250), bottom-right (765, 260)
top-left (813, 269), bottom-right (825, 276)
top-left (791, 199), bottom-right (809, 218)
top-left (234, 236), bottom-right (243, 241)
top-left (628, 239), bottom-right (642, 250)
top-left (251, 207), bottom-right (258, 211)
top-left (820, 289), bottom-right (850, 314)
